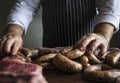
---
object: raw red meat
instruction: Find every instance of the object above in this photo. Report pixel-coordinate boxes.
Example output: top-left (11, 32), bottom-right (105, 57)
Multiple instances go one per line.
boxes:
top-left (0, 56), bottom-right (47, 83)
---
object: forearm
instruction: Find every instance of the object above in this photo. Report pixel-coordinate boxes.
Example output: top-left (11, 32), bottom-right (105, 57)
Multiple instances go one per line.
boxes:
top-left (7, 0), bottom-right (41, 33)
top-left (95, 0), bottom-right (120, 32)
top-left (94, 23), bottom-right (114, 42)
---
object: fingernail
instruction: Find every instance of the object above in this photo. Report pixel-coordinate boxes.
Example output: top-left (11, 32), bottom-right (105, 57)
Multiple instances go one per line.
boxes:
top-left (79, 47), bottom-right (85, 51)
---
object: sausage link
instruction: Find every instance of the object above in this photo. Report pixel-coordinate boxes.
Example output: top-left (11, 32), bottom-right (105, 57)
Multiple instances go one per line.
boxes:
top-left (76, 55), bottom-right (90, 69)
top-left (105, 50), bottom-right (120, 68)
top-left (17, 52), bottom-right (31, 62)
top-left (55, 46), bottom-right (73, 54)
top-left (36, 47), bottom-right (59, 56)
top-left (53, 54), bottom-right (83, 73)
top-left (35, 53), bottom-right (57, 63)
top-left (88, 54), bottom-right (103, 64)
top-left (19, 47), bottom-right (33, 57)
top-left (84, 64), bottom-right (120, 83)
top-left (63, 49), bottom-right (85, 59)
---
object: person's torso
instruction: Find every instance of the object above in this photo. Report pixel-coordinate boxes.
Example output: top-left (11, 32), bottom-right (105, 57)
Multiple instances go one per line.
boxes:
top-left (41, 0), bottom-right (96, 47)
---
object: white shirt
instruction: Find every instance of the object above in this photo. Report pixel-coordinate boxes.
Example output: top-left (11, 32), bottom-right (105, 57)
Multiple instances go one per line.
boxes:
top-left (7, 0), bottom-right (120, 33)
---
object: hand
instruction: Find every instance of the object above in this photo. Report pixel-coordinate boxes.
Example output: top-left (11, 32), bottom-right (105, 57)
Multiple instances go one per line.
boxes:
top-left (0, 32), bottom-right (23, 55)
top-left (0, 24), bottom-right (24, 55)
top-left (74, 33), bottom-right (109, 55)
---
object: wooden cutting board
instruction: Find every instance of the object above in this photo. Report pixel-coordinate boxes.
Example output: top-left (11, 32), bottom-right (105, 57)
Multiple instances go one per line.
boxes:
top-left (43, 70), bottom-right (100, 83)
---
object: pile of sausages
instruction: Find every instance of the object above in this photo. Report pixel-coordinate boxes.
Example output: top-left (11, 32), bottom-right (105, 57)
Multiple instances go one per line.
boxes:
top-left (18, 47), bottom-right (120, 83)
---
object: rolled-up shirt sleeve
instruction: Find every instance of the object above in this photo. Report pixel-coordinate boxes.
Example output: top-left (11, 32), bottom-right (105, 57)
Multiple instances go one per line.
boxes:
top-left (7, 0), bottom-right (41, 33)
top-left (95, 0), bottom-right (120, 32)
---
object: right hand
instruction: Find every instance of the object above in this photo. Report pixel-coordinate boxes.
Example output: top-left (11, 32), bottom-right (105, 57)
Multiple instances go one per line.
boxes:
top-left (0, 32), bottom-right (23, 55)
top-left (0, 24), bottom-right (24, 55)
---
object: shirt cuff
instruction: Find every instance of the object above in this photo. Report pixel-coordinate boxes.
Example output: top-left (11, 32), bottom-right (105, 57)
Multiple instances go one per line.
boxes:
top-left (94, 13), bottom-right (119, 32)
top-left (7, 20), bottom-right (28, 34)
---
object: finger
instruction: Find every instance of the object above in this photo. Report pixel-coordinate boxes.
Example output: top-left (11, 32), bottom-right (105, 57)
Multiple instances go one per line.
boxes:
top-left (3, 38), bottom-right (15, 53)
top-left (0, 37), bottom-right (7, 52)
top-left (11, 41), bottom-right (22, 55)
top-left (79, 35), bottom-right (96, 51)
top-left (98, 44), bottom-right (107, 55)
top-left (87, 39), bottom-right (101, 55)
top-left (75, 35), bottom-right (95, 50)
top-left (74, 36), bottom-right (86, 49)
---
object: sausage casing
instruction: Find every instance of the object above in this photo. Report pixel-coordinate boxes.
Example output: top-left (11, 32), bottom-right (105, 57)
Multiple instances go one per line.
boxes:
top-left (53, 54), bottom-right (83, 73)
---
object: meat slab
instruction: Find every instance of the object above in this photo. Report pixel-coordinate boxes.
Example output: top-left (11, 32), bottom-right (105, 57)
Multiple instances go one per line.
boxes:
top-left (0, 55), bottom-right (47, 83)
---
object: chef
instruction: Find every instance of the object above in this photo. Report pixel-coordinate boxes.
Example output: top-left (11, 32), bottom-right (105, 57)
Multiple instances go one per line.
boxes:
top-left (0, 0), bottom-right (120, 57)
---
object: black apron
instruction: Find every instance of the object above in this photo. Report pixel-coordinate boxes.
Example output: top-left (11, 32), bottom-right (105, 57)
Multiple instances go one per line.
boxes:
top-left (41, 0), bottom-right (96, 47)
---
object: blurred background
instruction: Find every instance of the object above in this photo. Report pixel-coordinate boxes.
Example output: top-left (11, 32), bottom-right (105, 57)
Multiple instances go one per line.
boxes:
top-left (0, 0), bottom-right (120, 50)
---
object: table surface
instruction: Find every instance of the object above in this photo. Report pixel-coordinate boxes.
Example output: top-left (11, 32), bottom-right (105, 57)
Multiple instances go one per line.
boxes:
top-left (43, 70), bottom-right (98, 83)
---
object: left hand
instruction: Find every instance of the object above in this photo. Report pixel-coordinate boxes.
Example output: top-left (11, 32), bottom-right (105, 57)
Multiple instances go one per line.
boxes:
top-left (74, 33), bottom-right (109, 55)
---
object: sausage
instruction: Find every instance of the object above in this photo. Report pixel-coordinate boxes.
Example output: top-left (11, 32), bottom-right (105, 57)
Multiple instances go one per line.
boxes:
top-left (84, 64), bottom-right (120, 83)
top-left (105, 50), bottom-right (120, 68)
top-left (102, 48), bottom-right (120, 61)
top-left (17, 52), bottom-right (31, 62)
top-left (30, 49), bottom-right (39, 57)
top-left (55, 46), bottom-right (73, 54)
top-left (89, 47), bottom-right (119, 62)
top-left (31, 46), bottom-right (73, 59)
top-left (63, 49), bottom-right (85, 59)
top-left (35, 53), bottom-right (57, 63)
top-left (19, 47), bottom-right (33, 57)
top-left (53, 54), bottom-right (83, 73)
top-left (87, 54), bottom-right (103, 64)
top-left (79, 55), bottom-right (89, 64)
top-left (36, 47), bottom-right (59, 56)
top-left (76, 55), bottom-right (90, 69)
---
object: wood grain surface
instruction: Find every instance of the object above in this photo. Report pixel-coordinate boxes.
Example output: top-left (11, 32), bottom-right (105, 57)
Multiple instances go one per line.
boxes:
top-left (43, 70), bottom-right (101, 83)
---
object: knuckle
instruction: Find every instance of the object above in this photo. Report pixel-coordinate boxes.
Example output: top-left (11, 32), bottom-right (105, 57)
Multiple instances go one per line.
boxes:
top-left (5, 40), bottom-right (11, 44)
top-left (87, 33), bottom-right (95, 36)
top-left (81, 36), bottom-right (86, 40)
top-left (14, 42), bottom-right (22, 47)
